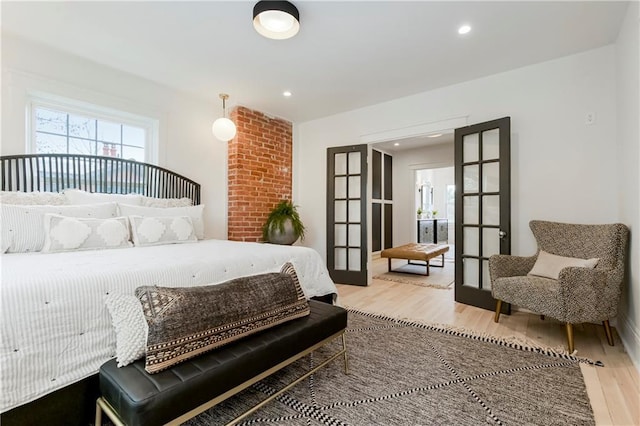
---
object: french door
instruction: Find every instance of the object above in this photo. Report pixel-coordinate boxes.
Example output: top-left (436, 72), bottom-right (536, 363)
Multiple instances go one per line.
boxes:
top-left (326, 145), bottom-right (368, 286)
top-left (454, 117), bottom-right (511, 311)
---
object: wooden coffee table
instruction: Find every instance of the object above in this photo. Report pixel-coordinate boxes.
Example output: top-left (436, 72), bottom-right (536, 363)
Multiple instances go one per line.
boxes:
top-left (380, 243), bottom-right (449, 276)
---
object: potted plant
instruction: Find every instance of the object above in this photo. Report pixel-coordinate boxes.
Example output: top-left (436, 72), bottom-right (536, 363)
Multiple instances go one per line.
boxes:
top-left (263, 200), bottom-right (306, 245)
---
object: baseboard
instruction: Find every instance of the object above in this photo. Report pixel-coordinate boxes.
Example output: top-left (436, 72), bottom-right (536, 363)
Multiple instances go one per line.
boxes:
top-left (618, 311), bottom-right (640, 373)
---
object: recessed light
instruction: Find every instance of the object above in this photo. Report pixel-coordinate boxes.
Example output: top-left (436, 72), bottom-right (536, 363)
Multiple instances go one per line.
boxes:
top-left (458, 25), bottom-right (471, 35)
top-left (394, 142), bottom-right (400, 146)
top-left (283, 91), bottom-right (292, 97)
top-left (427, 133), bottom-right (442, 138)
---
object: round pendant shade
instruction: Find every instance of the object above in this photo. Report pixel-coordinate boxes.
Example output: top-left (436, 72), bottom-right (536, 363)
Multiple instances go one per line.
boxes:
top-left (212, 117), bottom-right (237, 142)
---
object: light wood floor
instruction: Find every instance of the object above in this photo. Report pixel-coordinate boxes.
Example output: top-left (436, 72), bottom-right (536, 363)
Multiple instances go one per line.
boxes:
top-left (336, 258), bottom-right (639, 426)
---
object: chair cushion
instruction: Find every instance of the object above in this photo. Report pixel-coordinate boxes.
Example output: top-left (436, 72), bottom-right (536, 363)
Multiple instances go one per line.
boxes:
top-left (380, 243), bottom-right (449, 261)
top-left (492, 275), bottom-right (563, 318)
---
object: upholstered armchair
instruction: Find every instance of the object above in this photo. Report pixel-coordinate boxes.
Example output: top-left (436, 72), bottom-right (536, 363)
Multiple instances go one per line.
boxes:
top-left (490, 220), bottom-right (629, 353)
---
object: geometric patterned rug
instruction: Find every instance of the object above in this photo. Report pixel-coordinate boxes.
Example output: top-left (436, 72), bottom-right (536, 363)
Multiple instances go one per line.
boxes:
top-left (186, 309), bottom-right (600, 425)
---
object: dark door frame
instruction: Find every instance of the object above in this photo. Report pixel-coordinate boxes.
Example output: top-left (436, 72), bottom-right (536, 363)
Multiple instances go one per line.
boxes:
top-left (326, 144), bottom-right (368, 286)
top-left (454, 117), bottom-right (511, 312)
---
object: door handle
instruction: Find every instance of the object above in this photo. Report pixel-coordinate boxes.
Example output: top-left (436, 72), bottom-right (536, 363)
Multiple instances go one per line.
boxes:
top-left (499, 231), bottom-right (507, 239)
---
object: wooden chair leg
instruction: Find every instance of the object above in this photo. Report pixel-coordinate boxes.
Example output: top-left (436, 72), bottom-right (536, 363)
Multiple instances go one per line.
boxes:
top-left (565, 323), bottom-right (575, 353)
top-left (494, 299), bottom-right (502, 323)
top-left (603, 320), bottom-right (615, 346)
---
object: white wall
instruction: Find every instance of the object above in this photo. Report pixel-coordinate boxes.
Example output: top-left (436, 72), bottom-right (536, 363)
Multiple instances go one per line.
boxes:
top-left (1, 34), bottom-right (228, 239)
top-left (296, 45), bottom-right (619, 262)
top-left (615, 2), bottom-right (640, 370)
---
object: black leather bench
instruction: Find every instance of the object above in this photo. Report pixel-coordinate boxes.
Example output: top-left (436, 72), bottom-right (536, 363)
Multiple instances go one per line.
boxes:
top-left (96, 300), bottom-right (348, 426)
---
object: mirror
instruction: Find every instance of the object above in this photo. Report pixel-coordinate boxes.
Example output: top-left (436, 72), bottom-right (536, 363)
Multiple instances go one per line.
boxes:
top-left (420, 183), bottom-right (433, 214)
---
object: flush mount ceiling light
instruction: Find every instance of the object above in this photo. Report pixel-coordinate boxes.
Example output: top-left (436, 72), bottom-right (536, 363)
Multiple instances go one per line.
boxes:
top-left (212, 93), bottom-right (237, 142)
top-left (253, 1), bottom-right (300, 40)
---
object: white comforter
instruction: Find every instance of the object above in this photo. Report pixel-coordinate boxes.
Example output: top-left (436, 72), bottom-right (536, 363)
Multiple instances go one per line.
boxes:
top-left (0, 239), bottom-right (336, 412)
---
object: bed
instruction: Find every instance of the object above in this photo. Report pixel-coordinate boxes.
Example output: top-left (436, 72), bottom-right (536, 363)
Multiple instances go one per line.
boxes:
top-left (0, 154), bottom-right (337, 425)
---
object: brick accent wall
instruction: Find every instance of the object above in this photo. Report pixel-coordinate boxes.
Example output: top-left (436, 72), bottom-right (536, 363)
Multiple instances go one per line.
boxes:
top-left (227, 106), bottom-right (293, 242)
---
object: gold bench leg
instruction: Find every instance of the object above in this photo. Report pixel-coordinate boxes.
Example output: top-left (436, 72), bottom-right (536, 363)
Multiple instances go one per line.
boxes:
top-left (96, 397), bottom-right (125, 426)
top-left (342, 333), bottom-right (349, 374)
top-left (95, 399), bottom-right (102, 426)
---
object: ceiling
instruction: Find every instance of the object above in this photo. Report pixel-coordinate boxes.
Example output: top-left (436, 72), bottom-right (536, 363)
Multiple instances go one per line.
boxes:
top-left (1, 1), bottom-right (629, 124)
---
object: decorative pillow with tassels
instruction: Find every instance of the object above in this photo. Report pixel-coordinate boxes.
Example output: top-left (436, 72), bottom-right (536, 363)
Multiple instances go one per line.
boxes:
top-left (136, 262), bottom-right (310, 374)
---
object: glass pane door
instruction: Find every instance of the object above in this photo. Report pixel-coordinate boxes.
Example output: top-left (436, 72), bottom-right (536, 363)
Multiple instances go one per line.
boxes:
top-left (327, 145), bottom-right (368, 286)
top-left (455, 117), bottom-right (511, 311)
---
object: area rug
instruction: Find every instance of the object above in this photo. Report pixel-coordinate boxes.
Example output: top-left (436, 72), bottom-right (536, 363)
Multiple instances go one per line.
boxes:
top-left (186, 309), bottom-right (600, 426)
top-left (373, 261), bottom-right (454, 289)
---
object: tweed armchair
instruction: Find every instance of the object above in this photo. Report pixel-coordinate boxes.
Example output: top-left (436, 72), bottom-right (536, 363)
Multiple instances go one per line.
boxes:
top-left (490, 220), bottom-right (629, 353)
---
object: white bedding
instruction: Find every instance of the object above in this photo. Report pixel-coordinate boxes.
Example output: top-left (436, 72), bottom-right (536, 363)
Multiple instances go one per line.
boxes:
top-left (0, 239), bottom-right (336, 412)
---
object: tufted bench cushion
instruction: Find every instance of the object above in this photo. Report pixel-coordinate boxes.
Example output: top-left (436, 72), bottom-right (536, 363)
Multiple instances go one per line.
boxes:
top-left (380, 243), bottom-right (449, 276)
top-left (98, 300), bottom-right (347, 426)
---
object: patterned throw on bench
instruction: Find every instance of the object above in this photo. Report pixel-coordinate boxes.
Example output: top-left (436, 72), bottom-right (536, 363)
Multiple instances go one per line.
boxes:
top-left (136, 262), bottom-right (310, 373)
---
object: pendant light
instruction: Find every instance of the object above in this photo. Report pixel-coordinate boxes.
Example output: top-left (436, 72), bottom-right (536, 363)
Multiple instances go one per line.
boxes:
top-left (253, 1), bottom-right (300, 40)
top-left (212, 93), bottom-right (236, 142)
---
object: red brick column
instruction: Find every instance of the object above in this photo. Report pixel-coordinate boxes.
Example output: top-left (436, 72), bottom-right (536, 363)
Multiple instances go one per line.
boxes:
top-left (227, 107), bottom-right (292, 242)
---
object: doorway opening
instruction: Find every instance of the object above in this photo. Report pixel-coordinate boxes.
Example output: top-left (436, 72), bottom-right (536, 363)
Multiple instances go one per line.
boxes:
top-left (361, 116), bottom-right (465, 285)
top-left (415, 166), bottom-right (455, 259)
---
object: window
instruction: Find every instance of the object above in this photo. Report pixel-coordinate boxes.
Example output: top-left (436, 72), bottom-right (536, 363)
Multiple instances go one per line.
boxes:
top-left (28, 96), bottom-right (158, 163)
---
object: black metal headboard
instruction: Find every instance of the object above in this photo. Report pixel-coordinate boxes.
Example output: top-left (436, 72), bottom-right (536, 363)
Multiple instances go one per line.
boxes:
top-left (0, 154), bottom-right (201, 205)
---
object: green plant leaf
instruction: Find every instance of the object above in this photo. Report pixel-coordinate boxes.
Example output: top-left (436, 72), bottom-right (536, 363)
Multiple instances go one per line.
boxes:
top-left (262, 200), bottom-right (306, 241)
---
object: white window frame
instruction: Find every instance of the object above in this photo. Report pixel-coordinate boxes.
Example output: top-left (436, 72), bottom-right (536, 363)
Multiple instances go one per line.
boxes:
top-left (26, 93), bottom-right (159, 164)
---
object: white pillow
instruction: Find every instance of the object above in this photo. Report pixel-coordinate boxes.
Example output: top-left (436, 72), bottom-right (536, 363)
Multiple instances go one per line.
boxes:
top-left (129, 215), bottom-right (197, 247)
top-left (0, 191), bottom-right (65, 206)
top-left (104, 293), bottom-right (148, 367)
top-left (1, 202), bottom-right (119, 253)
top-left (42, 214), bottom-right (132, 253)
top-left (64, 189), bottom-right (143, 206)
top-left (141, 196), bottom-right (192, 208)
top-left (528, 250), bottom-right (599, 280)
top-left (119, 204), bottom-right (205, 239)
